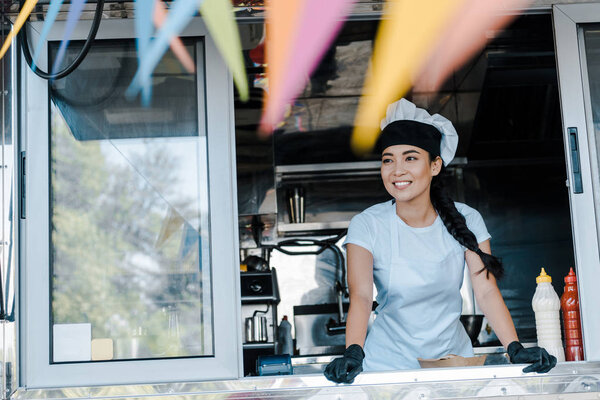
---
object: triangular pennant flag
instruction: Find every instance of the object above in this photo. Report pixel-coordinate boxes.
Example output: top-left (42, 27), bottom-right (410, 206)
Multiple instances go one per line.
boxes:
top-left (135, 0), bottom-right (156, 106)
top-left (127, 0), bottom-right (203, 100)
top-left (199, 0), bottom-right (248, 101)
top-left (51, 0), bottom-right (88, 75)
top-left (154, 0), bottom-right (196, 74)
top-left (260, 0), bottom-right (305, 132)
top-left (177, 222), bottom-right (200, 264)
top-left (260, 0), bottom-right (355, 132)
top-left (0, 0), bottom-right (39, 61)
top-left (351, 0), bottom-right (466, 154)
top-left (414, 0), bottom-right (533, 92)
top-left (31, 0), bottom-right (65, 72)
top-left (155, 207), bottom-right (185, 248)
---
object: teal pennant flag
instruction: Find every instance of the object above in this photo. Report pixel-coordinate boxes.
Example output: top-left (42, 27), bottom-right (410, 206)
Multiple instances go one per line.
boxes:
top-left (31, 0), bottom-right (64, 72)
top-left (51, 0), bottom-right (87, 76)
top-left (127, 0), bottom-right (203, 101)
top-left (135, 0), bottom-right (156, 106)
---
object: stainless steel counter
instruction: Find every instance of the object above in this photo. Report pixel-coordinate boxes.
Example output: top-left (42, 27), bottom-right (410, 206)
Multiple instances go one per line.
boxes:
top-left (12, 361), bottom-right (600, 399)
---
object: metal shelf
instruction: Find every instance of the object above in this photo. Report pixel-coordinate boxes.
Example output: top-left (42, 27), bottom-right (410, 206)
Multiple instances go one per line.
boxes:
top-left (243, 342), bottom-right (276, 350)
top-left (277, 221), bottom-right (350, 234)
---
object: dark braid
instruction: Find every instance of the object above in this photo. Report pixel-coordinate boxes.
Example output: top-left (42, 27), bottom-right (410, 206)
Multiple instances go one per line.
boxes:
top-left (430, 170), bottom-right (504, 280)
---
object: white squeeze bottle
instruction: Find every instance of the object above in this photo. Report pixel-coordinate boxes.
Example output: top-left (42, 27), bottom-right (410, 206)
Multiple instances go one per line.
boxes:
top-left (532, 268), bottom-right (565, 362)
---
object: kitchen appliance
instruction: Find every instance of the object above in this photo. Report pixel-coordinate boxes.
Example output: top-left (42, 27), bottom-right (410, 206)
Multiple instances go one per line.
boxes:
top-left (240, 268), bottom-right (281, 375)
top-left (257, 354), bottom-right (293, 376)
top-left (240, 269), bottom-right (279, 300)
top-left (245, 315), bottom-right (268, 343)
top-left (294, 303), bottom-right (378, 355)
top-left (242, 255), bottom-right (270, 272)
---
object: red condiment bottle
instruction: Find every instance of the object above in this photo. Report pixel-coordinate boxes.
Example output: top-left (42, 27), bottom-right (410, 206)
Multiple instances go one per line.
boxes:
top-left (560, 267), bottom-right (584, 361)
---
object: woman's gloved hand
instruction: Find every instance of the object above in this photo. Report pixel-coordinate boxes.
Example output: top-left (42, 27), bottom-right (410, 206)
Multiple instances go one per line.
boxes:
top-left (507, 341), bottom-right (557, 373)
top-left (324, 344), bottom-right (365, 384)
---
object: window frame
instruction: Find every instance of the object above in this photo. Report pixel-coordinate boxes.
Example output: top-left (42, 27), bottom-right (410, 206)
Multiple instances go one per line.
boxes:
top-left (20, 18), bottom-right (243, 387)
top-left (553, 3), bottom-right (600, 361)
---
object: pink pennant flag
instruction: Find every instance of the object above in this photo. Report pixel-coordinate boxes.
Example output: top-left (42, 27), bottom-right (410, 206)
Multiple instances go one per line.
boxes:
top-left (154, 0), bottom-right (196, 74)
top-left (260, 0), bottom-right (356, 133)
top-left (414, 0), bottom-right (533, 92)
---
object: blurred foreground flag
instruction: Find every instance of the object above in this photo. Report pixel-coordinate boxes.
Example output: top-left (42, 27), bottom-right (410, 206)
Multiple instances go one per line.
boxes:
top-left (31, 0), bottom-right (64, 72)
top-left (351, 0), bottom-right (464, 154)
top-left (135, 0), bottom-right (155, 106)
top-left (352, 0), bottom-right (533, 155)
top-left (260, 0), bottom-right (356, 133)
top-left (414, 0), bottom-right (533, 92)
top-left (154, 0), bottom-right (196, 74)
top-left (127, 0), bottom-right (203, 101)
top-left (0, 0), bottom-right (39, 60)
top-left (200, 0), bottom-right (248, 101)
top-left (52, 0), bottom-right (87, 75)
top-left (129, 0), bottom-right (248, 104)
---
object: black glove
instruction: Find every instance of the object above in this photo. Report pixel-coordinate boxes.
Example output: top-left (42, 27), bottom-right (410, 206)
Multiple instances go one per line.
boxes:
top-left (324, 344), bottom-right (365, 384)
top-left (507, 341), bottom-right (557, 373)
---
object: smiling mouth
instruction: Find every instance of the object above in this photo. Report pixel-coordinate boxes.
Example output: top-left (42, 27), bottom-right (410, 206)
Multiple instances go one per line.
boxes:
top-left (393, 181), bottom-right (411, 189)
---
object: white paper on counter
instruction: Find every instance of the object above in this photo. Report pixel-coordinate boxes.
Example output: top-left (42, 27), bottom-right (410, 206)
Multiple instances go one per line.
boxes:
top-left (53, 323), bottom-right (92, 362)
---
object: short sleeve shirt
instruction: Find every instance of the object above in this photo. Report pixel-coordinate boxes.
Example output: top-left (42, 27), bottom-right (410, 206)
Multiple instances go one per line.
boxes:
top-left (343, 200), bottom-right (491, 262)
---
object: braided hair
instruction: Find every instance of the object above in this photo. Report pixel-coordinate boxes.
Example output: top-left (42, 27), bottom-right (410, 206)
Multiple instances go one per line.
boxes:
top-left (430, 168), bottom-right (504, 280)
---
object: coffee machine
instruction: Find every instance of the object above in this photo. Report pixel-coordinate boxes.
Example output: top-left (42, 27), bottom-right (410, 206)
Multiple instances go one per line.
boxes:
top-left (240, 266), bottom-right (280, 375)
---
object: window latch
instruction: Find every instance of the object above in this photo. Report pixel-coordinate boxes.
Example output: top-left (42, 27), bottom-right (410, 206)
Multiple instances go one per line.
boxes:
top-left (20, 151), bottom-right (25, 219)
top-left (568, 128), bottom-right (583, 194)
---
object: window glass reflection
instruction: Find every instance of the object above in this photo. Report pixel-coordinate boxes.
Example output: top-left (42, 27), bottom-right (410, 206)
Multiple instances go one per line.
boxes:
top-left (49, 40), bottom-right (213, 362)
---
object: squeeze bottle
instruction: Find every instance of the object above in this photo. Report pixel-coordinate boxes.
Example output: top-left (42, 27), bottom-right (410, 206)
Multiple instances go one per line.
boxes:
top-left (532, 268), bottom-right (565, 362)
top-left (561, 267), bottom-right (584, 361)
top-left (277, 315), bottom-right (294, 356)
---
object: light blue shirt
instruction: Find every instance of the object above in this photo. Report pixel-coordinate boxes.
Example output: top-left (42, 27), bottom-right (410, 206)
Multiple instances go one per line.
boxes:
top-left (343, 200), bottom-right (491, 371)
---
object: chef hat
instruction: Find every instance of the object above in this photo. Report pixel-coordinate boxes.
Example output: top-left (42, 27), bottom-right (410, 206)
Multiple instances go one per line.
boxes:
top-left (378, 98), bottom-right (458, 166)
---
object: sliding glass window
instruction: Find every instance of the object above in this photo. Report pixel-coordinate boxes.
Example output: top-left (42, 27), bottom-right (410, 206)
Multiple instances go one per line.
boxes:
top-left (48, 40), bottom-right (213, 363)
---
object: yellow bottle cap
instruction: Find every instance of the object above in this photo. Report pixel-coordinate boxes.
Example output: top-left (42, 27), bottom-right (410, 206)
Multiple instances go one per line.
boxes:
top-left (536, 267), bottom-right (552, 283)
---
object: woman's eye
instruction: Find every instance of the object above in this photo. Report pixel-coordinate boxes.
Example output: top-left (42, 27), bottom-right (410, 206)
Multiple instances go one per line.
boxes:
top-left (382, 158), bottom-right (392, 164)
top-left (406, 156), bottom-right (417, 161)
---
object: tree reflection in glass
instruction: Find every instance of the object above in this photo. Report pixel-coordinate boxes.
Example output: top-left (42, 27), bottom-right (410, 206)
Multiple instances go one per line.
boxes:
top-left (48, 41), bottom-right (212, 362)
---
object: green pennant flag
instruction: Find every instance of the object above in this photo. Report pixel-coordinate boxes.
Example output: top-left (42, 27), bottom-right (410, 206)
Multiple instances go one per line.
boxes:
top-left (200, 0), bottom-right (249, 101)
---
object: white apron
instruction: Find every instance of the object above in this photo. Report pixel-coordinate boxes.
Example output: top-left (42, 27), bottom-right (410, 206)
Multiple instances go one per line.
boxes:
top-left (362, 205), bottom-right (473, 371)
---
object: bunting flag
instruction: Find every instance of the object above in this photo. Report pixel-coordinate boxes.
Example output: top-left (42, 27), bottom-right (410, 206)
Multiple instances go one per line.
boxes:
top-left (126, 0), bottom-right (202, 100)
top-left (155, 207), bottom-right (185, 249)
top-left (199, 0), bottom-right (248, 101)
top-left (153, 0), bottom-right (196, 74)
top-left (51, 0), bottom-right (88, 75)
top-left (260, 0), bottom-right (355, 133)
top-left (135, 0), bottom-right (155, 106)
top-left (31, 0), bottom-right (65, 72)
top-left (414, 0), bottom-right (533, 92)
top-left (261, 1), bottom-right (303, 131)
top-left (351, 0), bottom-right (466, 154)
top-left (177, 222), bottom-right (200, 264)
top-left (0, 0), bottom-right (39, 61)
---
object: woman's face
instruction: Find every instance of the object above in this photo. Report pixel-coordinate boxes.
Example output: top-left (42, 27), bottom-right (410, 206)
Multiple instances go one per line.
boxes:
top-left (381, 144), bottom-right (442, 204)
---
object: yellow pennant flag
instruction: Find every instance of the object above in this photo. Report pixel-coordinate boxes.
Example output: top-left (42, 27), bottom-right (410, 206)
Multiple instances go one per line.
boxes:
top-left (0, 0), bottom-right (39, 60)
top-left (200, 0), bottom-right (248, 101)
top-left (351, 0), bottom-right (465, 154)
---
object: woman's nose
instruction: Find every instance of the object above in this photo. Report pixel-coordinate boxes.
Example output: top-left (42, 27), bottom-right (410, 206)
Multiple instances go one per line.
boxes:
top-left (394, 162), bottom-right (406, 175)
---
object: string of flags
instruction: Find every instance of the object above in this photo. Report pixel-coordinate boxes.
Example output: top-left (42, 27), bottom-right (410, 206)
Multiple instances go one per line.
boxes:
top-left (2, 0), bottom-right (530, 153)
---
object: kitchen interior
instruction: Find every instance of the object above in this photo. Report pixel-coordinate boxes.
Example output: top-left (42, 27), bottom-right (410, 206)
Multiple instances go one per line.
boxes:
top-left (235, 12), bottom-right (575, 376)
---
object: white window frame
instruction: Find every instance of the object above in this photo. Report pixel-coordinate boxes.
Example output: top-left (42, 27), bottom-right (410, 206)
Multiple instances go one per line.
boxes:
top-left (19, 17), bottom-right (242, 387)
top-left (554, 3), bottom-right (600, 361)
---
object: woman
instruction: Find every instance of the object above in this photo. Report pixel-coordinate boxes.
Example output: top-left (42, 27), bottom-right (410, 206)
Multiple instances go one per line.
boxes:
top-left (324, 99), bottom-right (556, 384)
